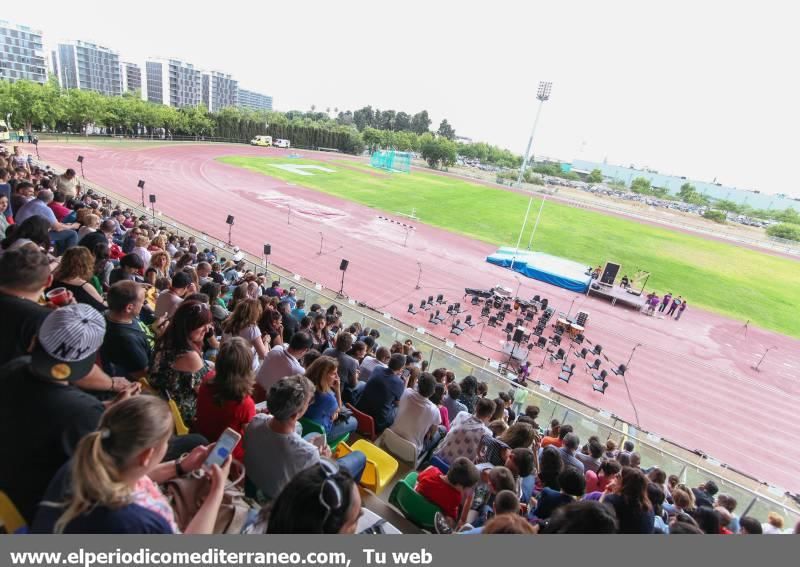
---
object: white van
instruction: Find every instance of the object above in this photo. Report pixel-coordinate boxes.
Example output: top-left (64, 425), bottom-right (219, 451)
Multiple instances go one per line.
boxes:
top-left (274, 138), bottom-right (291, 149)
top-left (250, 135), bottom-right (272, 147)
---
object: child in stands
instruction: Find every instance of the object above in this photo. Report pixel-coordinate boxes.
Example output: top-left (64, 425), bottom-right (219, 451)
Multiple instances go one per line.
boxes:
top-left (415, 457), bottom-right (479, 532)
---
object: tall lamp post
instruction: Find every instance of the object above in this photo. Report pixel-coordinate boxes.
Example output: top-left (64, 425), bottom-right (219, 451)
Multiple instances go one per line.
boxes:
top-left (510, 81), bottom-right (552, 271)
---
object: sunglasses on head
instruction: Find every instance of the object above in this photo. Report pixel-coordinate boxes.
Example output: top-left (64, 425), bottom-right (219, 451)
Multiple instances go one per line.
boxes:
top-left (318, 459), bottom-right (345, 526)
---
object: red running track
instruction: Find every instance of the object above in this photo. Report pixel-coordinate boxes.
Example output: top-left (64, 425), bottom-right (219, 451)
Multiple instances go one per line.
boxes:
top-left (39, 142), bottom-right (800, 492)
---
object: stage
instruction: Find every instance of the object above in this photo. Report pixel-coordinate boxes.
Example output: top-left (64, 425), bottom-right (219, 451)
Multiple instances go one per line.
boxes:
top-left (587, 283), bottom-right (648, 309)
top-left (486, 247), bottom-right (592, 293)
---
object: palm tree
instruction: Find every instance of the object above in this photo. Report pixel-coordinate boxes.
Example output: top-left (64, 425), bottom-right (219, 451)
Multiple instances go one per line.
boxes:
top-left (311, 104), bottom-right (316, 112)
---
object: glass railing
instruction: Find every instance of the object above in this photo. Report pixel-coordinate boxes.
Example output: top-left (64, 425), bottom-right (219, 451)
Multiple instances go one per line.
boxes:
top-left (57, 161), bottom-right (800, 528)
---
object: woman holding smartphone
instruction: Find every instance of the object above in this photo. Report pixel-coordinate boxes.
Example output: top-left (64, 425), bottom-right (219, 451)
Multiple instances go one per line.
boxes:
top-left (32, 396), bottom-right (230, 534)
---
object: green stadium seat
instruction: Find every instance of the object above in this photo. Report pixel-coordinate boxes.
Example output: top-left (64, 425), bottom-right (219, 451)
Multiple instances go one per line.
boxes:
top-left (299, 417), bottom-right (350, 450)
top-left (388, 472), bottom-right (442, 531)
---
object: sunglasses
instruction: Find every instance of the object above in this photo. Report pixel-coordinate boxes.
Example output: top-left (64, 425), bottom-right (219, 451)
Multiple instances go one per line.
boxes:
top-left (318, 459), bottom-right (345, 527)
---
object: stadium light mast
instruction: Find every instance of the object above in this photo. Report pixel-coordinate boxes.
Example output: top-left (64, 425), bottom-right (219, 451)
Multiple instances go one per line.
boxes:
top-left (509, 81), bottom-right (552, 271)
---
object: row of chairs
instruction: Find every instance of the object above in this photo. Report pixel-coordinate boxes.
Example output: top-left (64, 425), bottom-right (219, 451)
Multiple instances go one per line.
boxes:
top-left (346, 404), bottom-right (451, 531)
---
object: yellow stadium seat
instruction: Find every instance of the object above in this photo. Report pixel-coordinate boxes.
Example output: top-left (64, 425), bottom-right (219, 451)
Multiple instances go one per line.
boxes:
top-left (137, 377), bottom-right (156, 395)
top-left (0, 490), bottom-right (26, 534)
top-left (349, 439), bottom-right (399, 495)
top-left (168, 399), bottom-right (190, 436)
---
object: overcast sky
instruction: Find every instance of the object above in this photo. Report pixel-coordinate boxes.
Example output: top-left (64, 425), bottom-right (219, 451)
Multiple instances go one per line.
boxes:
top-left (25, 0), bottom-right (800, 197)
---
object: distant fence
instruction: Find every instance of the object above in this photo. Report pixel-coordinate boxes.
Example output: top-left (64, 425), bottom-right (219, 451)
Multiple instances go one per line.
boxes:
top-left (33, 132), bottom-right (340, 153)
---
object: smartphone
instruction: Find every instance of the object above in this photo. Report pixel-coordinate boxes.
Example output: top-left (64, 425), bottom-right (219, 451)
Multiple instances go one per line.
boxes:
top-left (306, 432), bottom-right (327, 449)
top-left (204, 428), bottom-right (241, 469)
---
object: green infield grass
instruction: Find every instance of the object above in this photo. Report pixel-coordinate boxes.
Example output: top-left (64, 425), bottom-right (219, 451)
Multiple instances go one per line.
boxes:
top-left (219, 155), bottom-right (800, 337)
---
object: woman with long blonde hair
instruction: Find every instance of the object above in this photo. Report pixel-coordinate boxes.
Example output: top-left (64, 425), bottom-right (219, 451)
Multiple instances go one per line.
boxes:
top-left (222, 298), bottom-right (269, 368)
top-left (149, 250), bottom-right (170, 279)
top-left (33, 396), bottom-right (229, 534)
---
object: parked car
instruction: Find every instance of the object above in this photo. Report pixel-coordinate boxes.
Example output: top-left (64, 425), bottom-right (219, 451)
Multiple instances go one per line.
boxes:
top-left (274, 138), bottom-right (291, 149)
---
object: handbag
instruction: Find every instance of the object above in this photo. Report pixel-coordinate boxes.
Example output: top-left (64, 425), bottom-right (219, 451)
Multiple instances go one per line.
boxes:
top-left (336, 406), bottom-right (354, 422)
top-left (163, 460), bottom-right (254, 534)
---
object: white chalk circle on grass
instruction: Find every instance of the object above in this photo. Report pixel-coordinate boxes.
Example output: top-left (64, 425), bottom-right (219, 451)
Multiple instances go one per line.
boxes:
top-left (268, 164), bottom-right (336, 176)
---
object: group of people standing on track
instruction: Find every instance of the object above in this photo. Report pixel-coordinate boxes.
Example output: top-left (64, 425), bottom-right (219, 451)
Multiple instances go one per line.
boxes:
top-left (645, 292), bottom-right (687, 320)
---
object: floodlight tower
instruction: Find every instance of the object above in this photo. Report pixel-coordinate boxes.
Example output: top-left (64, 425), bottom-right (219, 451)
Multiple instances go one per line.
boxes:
top-left (510, 81), bottom-right (552, 271)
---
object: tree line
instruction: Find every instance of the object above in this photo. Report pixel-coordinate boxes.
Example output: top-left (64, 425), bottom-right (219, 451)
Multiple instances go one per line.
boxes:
top-left (0, 79), bottom-right (522, 167)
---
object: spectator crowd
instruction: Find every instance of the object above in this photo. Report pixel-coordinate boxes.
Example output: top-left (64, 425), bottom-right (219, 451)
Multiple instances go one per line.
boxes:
top-left (0, 145), bottom-right (797, 535)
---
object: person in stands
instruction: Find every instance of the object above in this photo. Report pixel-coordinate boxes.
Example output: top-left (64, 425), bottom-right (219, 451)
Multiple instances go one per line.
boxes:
top-left (149, 300), bottom-right (213, 425)
top-left (154, 271), bottom-right (194, 319)
top-left (100, 281), bottom-right (154, 379)
top-left (303, 355), bottom-right (358, 440)
top-left (692, 480), bottom-right (718, 509)
top-left (531, 467), bottom-right (586, 521)
top-left (254, 331), bottom-right (312, 398)
top-left (244, 375), bottom-right (366, 502)
top-left (54, 168), bottom-right (81, 199)
top-left (48, 246), bottom-right (107, 313)
top-left (541, 500), bottom-right (618, 534)
top-left (15, 189), bottom-right (79, 255)
top-left (109, 252), bottom-right (145, 286)
top-left (415, 457), bottom-right (479, 532)
top-left (193, 337), bottom-right (256, 461)
top-left (359, 346), bottom-right (390, 383)
top-left (584, 459), bottom-right (622, 494)
top-left (355, 353), bottom-right (407, 434)
top-left (430, 382), bottom-right (451, 431)
top-left (0, 194), bottom-right (9, 239)
top-left (576, 438), bottom-right (604, 474)
top-left (32, 396), bottom-right (228, 534)
top-left (0, 304), bottom-right (139, 523)
top-left (388, 372), bottom-right (444, 461)
top-left (442, 382), bottom-right (467, 422)
top-left (601, 467), bottom-right (654, 534)
top-left (558, 432), bottom-right (585, 474)
top-left (323, 332), bottom-right (363, 405)
top-left (221, 298), bottom-right (269, 370)
top-left (541, 423), bottom-right (572, 449)
top-left (259, 461), bottom-right (362, 534)
top-left (433, 398), bottom-right (495, 465)
top-left (457, 375), bottom-right (479, 413)
top-left (738, 516), bottom-right (763, 535)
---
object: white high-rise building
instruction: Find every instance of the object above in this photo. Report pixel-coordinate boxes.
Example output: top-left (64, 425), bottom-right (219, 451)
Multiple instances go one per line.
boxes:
top-left (202, 70), bottom-right (238, 112)
top-left (120, 61), bottom-right (142, 93)
top-left (0, 20), bottom-right (47, 83)
top-left (55, 40), bottom-right (121, 96)
top-left (144, 58), bottom-right (202, 107)
top-left (237, 88), bottom-right (273, 112)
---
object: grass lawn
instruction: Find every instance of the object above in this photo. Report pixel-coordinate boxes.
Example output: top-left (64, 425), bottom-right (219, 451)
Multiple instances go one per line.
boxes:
top-left (219, 155), bottom-right (800, 337)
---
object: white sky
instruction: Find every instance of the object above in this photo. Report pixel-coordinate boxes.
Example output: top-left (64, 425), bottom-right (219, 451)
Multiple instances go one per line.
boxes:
top-left (25, 0), bottom-right (800, 197)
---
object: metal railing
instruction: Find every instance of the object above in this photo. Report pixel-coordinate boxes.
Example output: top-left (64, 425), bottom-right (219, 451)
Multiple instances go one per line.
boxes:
top-left (37, 158), bottom-right (800, 525)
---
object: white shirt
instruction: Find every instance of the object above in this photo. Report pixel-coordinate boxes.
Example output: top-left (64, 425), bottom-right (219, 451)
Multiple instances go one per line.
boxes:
top-left (359, 356), bottom-right (387, 382)
top-left (389, 388), bottom-right (441, 454)
top-left (256, 345), bottom-right (304, 393)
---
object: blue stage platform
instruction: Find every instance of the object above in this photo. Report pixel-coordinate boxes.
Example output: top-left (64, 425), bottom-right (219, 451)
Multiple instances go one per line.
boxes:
top-left (486, 247), bottom-right (592, 293)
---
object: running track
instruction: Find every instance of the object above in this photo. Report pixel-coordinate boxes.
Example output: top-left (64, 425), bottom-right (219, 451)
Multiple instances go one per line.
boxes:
top-left (39, 142), bottom-right (800, 493)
